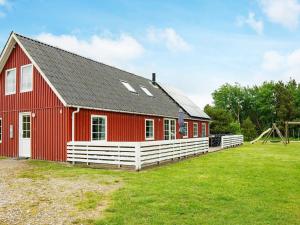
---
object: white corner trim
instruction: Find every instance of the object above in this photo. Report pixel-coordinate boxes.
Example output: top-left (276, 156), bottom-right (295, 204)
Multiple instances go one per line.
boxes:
top-left (12, 33), bottom-right (67, 106)
top-left (0, 34), bottom-right (15, 73)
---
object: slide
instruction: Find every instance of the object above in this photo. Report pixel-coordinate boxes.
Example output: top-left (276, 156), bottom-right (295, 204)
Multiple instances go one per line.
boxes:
top-left (250, 128), bottom-right (272, 144)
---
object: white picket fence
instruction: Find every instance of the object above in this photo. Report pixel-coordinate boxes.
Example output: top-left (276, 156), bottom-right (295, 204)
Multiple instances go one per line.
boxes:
top-left (67, 137), bottom-right (209, 170)
top-left (221, 135), bottom-right (244, 149)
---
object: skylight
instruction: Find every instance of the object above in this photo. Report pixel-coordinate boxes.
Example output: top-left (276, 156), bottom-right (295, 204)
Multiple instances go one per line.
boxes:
top-left (141, 86), bottom-right (153, 96)
top-left (121, 81), bottom-right (136, 93)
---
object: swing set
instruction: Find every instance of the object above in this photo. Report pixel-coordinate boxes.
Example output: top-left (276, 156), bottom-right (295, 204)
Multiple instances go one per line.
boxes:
top-left (251, 121), bottom-right (300, 145)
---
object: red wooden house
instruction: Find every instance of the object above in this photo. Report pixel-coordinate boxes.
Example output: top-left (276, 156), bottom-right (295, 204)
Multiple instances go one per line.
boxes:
top-left (0, 32), bottom-right (210, 162)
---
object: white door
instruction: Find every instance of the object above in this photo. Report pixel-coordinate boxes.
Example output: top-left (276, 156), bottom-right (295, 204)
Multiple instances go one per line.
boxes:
top-left (19, 112), bottom-right (31, 158)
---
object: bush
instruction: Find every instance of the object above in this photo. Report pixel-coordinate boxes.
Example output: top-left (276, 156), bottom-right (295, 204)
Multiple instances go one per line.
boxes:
top-left (229, 121), bottom-right (241, 134)
top-left (242, 117), bottom-right (257, 141)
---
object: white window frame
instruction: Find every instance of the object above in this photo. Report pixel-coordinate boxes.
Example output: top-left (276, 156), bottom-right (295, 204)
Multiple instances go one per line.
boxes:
top-left (120, 80), bottom-right (136, 93)
top-left (5, 68), bottom-right (16, 95)
top-left (0, 118), bottom-right (2, 143)
top-left (183, 122), bottom-right (189, 138)
top-left (20, 64), bottom-right (33, 93)
top-left (193, 123), bottom-right (198, 138)
top-left (202, 123), bottom-right (207, 137)
top-left (145, 119), bottom-right (155, 141)
top-left (140, 86), bottom-right (153, 96)
top-left (164, 119), bottom-right (177, 140)
top-left (90, 115), bottom-right (107, 142)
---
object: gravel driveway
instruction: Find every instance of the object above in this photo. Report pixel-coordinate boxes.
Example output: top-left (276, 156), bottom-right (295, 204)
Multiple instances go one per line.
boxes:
top-left (0, 159), bottom-right (121, 225)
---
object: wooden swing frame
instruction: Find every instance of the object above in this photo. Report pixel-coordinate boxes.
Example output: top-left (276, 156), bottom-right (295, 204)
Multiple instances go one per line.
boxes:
top-left (262, 123), bottom-right (287, 145)
top-left (285, 121), bottom-right (300, 144)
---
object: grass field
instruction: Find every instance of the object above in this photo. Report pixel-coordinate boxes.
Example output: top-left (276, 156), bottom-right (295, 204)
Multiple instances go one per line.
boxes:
top-left (13, 143), bottom-right (300, 224)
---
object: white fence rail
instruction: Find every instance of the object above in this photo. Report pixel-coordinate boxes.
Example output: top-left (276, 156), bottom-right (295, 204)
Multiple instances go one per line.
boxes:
top-left (67, 137), bottom-right (209, 170)
top-left (221, 135), bottom-right (244, 149)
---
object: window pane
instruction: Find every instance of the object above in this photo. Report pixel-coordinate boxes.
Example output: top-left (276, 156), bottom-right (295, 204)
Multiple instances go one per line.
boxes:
top-left (92, 133), bottom-right (99, 140)
top-left (6, 69), bottom-right (16, 94)
top-left (202, 124), bottom-right (206, 137)
top-left (193, 124), bottom-right (198, 137)
top-left (92, 116), bottom-right (106, 141)
top-left (164, 120), bottom-right (169, 140)
top-left (146, 120), bottom-right (153, 139)
top-left (183, 123), bottom-right (188, 137)
top-left (99, 132), bottom-right (105, 140)
top-left (121, 81), bottom-right (136, 93)
top-left (21, 65), bottom-right (33, 91)
top-left (171, 120), bottom-right (176, 140)
top-left (100, 125), bottom-right (105, 133)
top-left (141, 87), bottom-right (153, 96)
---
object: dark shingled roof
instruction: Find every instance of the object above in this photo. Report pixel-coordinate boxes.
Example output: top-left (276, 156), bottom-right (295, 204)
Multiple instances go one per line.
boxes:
top-left (15, 33), bottom-right (210, 120)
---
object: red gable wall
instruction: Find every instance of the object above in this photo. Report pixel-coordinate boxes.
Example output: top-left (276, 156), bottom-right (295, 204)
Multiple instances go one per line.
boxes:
top-left (0, 44), bottom-right (70, 161)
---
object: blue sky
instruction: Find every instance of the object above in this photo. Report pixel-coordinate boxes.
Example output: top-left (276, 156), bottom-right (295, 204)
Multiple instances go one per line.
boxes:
top-left (1, 0), bottom-right (300, 107)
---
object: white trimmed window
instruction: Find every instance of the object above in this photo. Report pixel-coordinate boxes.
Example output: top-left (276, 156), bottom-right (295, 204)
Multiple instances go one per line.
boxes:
top-left (145, 119), bottom-right (154, 140)
top-left (183, 122), bottom-right (188, 138)
top-left (5, 68), bottom-right (16, 95)
top-left (164, 119), bottom-right (176, 140)
top-left (193, 123), bottom-right (198, 138)
top-left (20, 64), bottom-right (33, 92)
top-left (0, 118), bottom-right (2, 143)
top-left (91, 115), bottom-right (107, 141)
top-left (140, 86), bottom-right (153, 96)
top-left (121, 81), bottom-right (136, 93)
top-left (202, 123), bottom-right (206, 137)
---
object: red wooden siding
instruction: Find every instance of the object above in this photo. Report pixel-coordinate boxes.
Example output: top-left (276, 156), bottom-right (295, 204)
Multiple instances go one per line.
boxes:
top-left (0, 44), bottom-right (69, 161)
top-left (73, 109), bottom-right (164, 142)
top-left (72, 108), bottom-right (208, 142)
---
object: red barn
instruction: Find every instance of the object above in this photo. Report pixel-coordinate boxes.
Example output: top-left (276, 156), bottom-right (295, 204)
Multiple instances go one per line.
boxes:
top-left (0, 32), bottom-right (210, 163)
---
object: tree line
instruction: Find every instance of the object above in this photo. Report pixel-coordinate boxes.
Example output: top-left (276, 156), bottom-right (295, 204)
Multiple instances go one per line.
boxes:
top-left (204, 79), bottom-right (300, 141)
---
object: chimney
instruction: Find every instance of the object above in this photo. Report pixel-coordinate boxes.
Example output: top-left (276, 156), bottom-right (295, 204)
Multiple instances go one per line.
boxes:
top-left (152, 73), bottom-right (156, 85)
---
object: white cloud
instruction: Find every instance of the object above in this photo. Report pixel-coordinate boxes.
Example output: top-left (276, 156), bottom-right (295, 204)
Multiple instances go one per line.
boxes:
top-left (35, 33), bottom-right (144, 66)
top-left (0, 0), bottom-right (5, 5)
top-left (147, 27), bottom-right (191, 52)
top-left (262, 50), bottom-right (284, 71)
top-left (237, 12), bottom-right (264, 34)
top-left (261, 49), bottom-right (300, 79)
top-left (259, 0), bottom-right (300, 29)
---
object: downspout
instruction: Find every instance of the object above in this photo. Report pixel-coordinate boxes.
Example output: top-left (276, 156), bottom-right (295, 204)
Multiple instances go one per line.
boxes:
top-left (71, 107), bottom-right (80, 142)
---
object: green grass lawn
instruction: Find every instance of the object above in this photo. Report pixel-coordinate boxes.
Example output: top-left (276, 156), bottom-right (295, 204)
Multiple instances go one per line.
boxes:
top-left (25, 143), bottom-right (300, 224)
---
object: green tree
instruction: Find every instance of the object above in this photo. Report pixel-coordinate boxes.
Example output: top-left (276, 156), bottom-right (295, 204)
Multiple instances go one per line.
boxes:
top-left (274, 81), bottom-right (296, 129)
top-left (252, 82), bottom-right (276, 131)
top-left (204, 105), bottom-right (238, 134)
top-left (212, 83), bottom-right (245, 124)
top-left (241, 117), bottom-right (257, 141)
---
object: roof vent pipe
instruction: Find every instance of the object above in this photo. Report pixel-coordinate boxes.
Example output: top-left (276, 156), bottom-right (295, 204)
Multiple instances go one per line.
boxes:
top-left (152, 73), bottom-right (156, 85)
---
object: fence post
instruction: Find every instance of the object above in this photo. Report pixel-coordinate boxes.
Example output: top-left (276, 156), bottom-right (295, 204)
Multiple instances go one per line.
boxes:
top-left (71, 143), bottom-right (75, 165)
top-left (86, 144), bottom-right (89, 165)
top-left (118, 145), bottom-right (121, 168)
top-left (221, 136), bottom-right (224, 149)
top-left (135, 143), bottom-right (141, 171)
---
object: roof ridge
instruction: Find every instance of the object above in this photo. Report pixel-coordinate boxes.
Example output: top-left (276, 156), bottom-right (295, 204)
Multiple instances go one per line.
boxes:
top-left (13, 32), bottom-right (152, 82)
